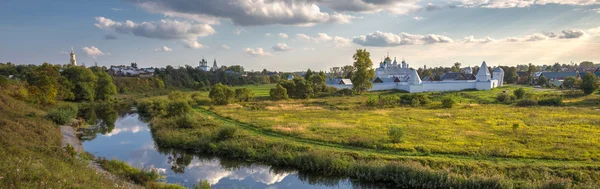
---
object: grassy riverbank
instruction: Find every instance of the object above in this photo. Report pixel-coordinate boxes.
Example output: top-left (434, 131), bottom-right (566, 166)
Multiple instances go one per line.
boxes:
top-left (140, 86), bottom-right (600, 188)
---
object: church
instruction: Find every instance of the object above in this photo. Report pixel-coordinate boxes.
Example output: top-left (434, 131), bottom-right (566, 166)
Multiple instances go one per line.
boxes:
top-left (328, 56), bottom-right (503, 93)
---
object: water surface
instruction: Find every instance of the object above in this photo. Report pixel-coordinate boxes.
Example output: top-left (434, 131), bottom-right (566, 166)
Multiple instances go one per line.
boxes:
top-left (81, 107), bottom-right (382, 189)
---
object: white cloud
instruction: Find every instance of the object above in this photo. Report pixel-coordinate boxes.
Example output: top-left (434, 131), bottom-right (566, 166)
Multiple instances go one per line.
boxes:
top-left (413, 16), bottom-right (425, 21)
top-left (265, 33), bottom-right (272, 37)
top-left (111, 8), bottom-right (124, 11)
top-left (328, 12), bottom-right (356, 24)
top-left (59, 51), bottom-right (69, 55)
top-left (278, 33), bottom-right (289, 39)
top-left (221, 45), bottom-right (231, 50)
top-left (352, 31), bottom-right (454, 46)
top-left (94, 17), bottom-right (214, 48)
top-left (302, 48), bottom-right (316, 51)
top-left (182, 40), bottom-right (206, 49)
top-left (463, 36), bottom-right (496, 43)
top-left (313, 33), bottom-right (333, 42)
top-left (333, 36), bottom-right (351, 47)
top-left (319, 0), bottom-right (422, 15)
top-left (296, 33), bottom-right (311, 40)
top-left (233, 27), bottom-right (244, 35)
top-left (272, 43), bottom-right (293, 51)
top-left (588, 27), bottom-right (600, 36)
top-left (154, 46), bottom-right (173, 52)
top-left (458, 0), bottom-right (599, 8)
top-left (82, 46), bottom-right (105, 58)
top-left (243, 48), bottom-right (272, 57)
top-left (132, 0), bottom-right (359, 26)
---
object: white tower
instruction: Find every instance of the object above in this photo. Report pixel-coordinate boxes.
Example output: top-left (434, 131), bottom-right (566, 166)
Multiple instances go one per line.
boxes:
top-left (70, 47), bottom-right (77, 66)
top-left (493, 67), bottom-right (505, 87)
top-left (476, 61), bottom-right (491, 81)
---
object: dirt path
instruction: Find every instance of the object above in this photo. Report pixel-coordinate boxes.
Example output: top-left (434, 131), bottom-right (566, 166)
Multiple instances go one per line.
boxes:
top-left (60, 126), bottom-right (144, 189)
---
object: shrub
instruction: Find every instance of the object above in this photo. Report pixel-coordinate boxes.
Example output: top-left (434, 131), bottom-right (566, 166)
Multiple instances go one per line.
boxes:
top-left (514, 88), bottom-right (526, 99)
top-left (441, 97), bottom-right (456, 108)
top-left (269, 84), bottom-right (288, 100)
top-left (516, 99), bottom-right (537, 107)
top-left (166, 101), bottom-right (192, 117)
top-left (366, 97), bottom-right (377, 107)
top-left (496, 93), bottom-right (513, 103)
top-left (538, 97), bottom-right (563, 106)
top-left (388, 126), bottom-right (404, 144)
top-left (137, 99), bottom-right (168, 117)
top-left (378, 95), bottom-right (400, 108)
top-left (324, 86), bottom-right (339, 93)
top-left (562, 90), bottom-right (584, 98)
top-left (581, 72), bottom-right (599, 94)
top-left (209, 83), bottom-right (235, 105)
top-left (96, 157), bottom-right (163, 185)
top-left (168, 91), bottom-right (187, 101)
top-left (400, 94), bottom-right (430, 107)
top-left (336, 88), bottom-right (353, 96)
top-left (234, 88), bottom-right (254, 102)
top-left (46, 105), bottom-right (78, 125)
top-left (217, 125), bottom-right (238, 141)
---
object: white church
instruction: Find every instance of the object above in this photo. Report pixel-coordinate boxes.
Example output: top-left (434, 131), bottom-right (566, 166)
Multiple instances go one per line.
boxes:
top-left (328, 56), bottom-right (504, 93)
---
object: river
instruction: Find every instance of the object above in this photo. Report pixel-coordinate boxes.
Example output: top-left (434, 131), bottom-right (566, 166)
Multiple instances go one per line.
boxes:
top-left (80, 106), bottom-right (387, 189)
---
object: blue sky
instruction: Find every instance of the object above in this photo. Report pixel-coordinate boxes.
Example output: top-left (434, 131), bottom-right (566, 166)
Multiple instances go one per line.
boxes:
top-left (1, 0), bottom-right (599, 71)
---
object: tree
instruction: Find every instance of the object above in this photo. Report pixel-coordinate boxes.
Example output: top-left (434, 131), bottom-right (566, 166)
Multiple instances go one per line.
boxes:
top-left (581, 72), bottom-right (599, 94)
top-left (452, 62), bottom-right (461, 73)
top-left (579, 61), bottom-right (595, 68)
top-left (294, 79), bottom-right (314, 99)
top-left (62, 66), bottom-right (98, 101)
top-left (388, 126), bottom-right (404, 144)
top-left (279, 80), bottom-right (297, 98)
top-left (503, 67), bottom-right (518, 84)
top-left (537, 75), bottom-right (548, 86)
top-left (269, 74), bottom-right (281, 84)
top-left (234, 88), bottom-right (254, 102)
top-left (304, 69), bottom-right (314, 80)
top-left (351, 49), bottom-right (375, 94)
top-left (95, 71), bottom-right (117, 101)
top-left (26, 63), bottom-right (60, 105)
top-left (562, 76), bottom-right (578, 89)
top-left (209, 83), bottom-right (235, 105)
top-left (341, 65), bottom-right (354, 79)
top-left (269, 84), bottom-right (288, 100)
top-left (309, 71), bottom-right (327, 92)
top-left (514, 88), bottom-right (526, 99)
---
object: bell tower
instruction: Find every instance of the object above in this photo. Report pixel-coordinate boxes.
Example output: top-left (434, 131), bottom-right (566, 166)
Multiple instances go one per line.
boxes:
top-left (70, 47), bottom-right (77, 66)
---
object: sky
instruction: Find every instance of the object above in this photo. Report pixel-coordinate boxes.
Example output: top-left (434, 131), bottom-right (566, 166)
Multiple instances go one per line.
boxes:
top-left (0, 0), bottom-right (599, 72)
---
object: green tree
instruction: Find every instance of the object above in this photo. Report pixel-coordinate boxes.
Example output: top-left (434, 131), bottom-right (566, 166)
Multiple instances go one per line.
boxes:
top-left (581, 72), bottom-right (599, 94)
top-left (95, 71), bottom-right (117, 101)
top-left (537, 75), bottom-right (548, 86)
top-left (351, 49), bottom-right (375, 94)
top-left (269, 84), bottom-right (288, 100)
top-left (309, 71), bottom-right (327, 92)
top-left (279, 80), bottom-right (296, 98)
top-left (62, 66), bottom-right (98, 101)
top-left (234, 88), bottom-right (254, 102)
top-left (579, 61), bottom-right (595, 68)
top-left (26, 63), bottom-right (60, 105)
top-left (209, 83), bottom-right (235, 105)
top-left (167, 101), bottom-right (192, 117)
top-left (269, 74), bottom-right (281, 84)
top-left (57, 76), bottom-right (75, 101)
top-left (503, 67), bottom-right (518, 84)
top-left (452, 62), bottom-right (461, 73)
top-left (294, 80), bottom-right (314, 99)
top-left (562, 76), bottom-right (578, 89)
top-left (304, 69), bottom-right (314, 80)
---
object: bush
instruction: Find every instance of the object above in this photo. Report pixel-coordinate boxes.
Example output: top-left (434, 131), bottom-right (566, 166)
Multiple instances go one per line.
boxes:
top-left (217, 125), bottom-right (238, 141)
top-left (324, 86), bottom-right (339, 93)
top-left (336, 88), bottom-right (353, 96)
top-left (174, 114), bottom-right (199, 129)
top-left (234, 88), bottom-right (254, 102)
top-left (168, 91), bottom-right (187, 101)
top-left (514, 88), bottom-right (526, 99)
top-left (516, 99), bottom-right (537, 107)
top-left (209, 83), bottom-right (235, 105)
top-left (46, 105), bottom-right (78, 125)
top-left (378, 95), bottom-right (400, 108)
top-left (137, 99), bottom-right (168, 117)
top-left (166, 101), bottom-right (192, 117)
top-left (441, 97), bottom-right (456, 108)
top-left (538, 97), bottom-right (563, 106)
top-left (366, 97), bottom-right (377, 107)
top-left (496, 93), bottom-right (514, 103)
top-left (388, 126), bottom-right (404, 144)
top-left (400, 94), bottom-right (430, 107)
top-left (269, 84), bottom-right (288, 100)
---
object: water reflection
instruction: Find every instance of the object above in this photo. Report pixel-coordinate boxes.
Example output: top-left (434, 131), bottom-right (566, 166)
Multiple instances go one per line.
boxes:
top-left (81, 108), bottom-right (390, 189)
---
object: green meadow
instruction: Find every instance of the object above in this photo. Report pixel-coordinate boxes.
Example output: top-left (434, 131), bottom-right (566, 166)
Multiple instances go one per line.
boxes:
top-left (139, 84), bottom-right (600, 188)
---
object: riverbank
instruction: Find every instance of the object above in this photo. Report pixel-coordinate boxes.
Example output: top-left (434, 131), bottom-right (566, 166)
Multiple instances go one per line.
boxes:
top-left (60, 125), bottom-right (144, 189)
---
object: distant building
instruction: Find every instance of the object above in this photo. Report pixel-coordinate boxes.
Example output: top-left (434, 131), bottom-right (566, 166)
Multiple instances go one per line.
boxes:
top-left (69, 47), bottom-right (77, 66)
top-left (211, 59), bottom-right (218, 71)
top-left (327, 55), bottom-right (500, 93)
top-left (287, 74), bottom-right (294, 81)
top-left (199, 58), bottom-right (210, 71)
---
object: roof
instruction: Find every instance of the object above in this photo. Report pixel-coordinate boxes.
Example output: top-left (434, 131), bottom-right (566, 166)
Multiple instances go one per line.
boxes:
top-left (339, 79), bottom-right (352, 85)
top-left (539, 72), bottom-right (579, 80)
top-left (441, 73), bottom-right (475, 81)
top-left (422, 76), bottom-right (433, 81)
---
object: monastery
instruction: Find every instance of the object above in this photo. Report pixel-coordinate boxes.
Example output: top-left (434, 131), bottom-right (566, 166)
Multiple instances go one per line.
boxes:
top-left (328, 56), bottom-right (504, 93)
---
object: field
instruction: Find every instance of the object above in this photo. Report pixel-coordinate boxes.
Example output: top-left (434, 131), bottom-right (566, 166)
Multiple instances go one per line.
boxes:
top-left (141, 84), bottom-right (600, 188)
top-left (232, 83), bottom-right (276, 97)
